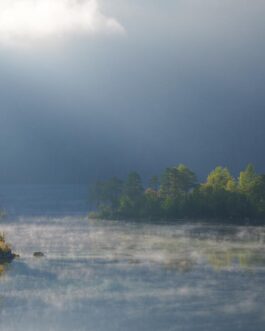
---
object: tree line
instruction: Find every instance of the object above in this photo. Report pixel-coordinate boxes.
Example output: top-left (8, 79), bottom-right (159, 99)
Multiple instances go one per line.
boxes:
top-left (89, 164), bottom-right (265, 222)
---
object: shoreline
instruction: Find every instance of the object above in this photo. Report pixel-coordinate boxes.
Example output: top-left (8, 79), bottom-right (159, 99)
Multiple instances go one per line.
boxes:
top-left (89, 214), bottom-right (265, 226)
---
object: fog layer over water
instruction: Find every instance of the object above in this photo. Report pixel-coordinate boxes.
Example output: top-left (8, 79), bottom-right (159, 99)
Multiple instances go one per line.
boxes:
top-left (0, 187), bottom-right (265, 331)
top-left (1, 218), bottom-right (265, 331)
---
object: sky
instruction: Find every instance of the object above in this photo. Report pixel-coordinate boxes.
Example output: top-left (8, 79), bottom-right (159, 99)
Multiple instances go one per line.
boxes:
top-left (0, 0), bottom-right (265, 184)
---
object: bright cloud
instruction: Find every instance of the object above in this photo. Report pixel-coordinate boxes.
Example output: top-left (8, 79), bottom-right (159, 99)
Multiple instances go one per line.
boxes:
top-left (0, 0), bottom-right (125, 46)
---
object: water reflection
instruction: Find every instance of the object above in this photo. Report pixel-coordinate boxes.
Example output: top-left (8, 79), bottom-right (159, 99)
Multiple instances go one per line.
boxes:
top-left (207, 248), bottom-right (265, 270)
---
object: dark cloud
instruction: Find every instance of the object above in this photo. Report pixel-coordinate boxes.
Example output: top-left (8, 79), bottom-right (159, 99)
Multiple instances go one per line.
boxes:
top-left (0, 0), bottom-right (265, 184)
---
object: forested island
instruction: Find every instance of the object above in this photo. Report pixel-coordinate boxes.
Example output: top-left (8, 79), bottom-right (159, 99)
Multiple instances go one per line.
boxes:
top-left (90, 164), bottom-right (265, 223)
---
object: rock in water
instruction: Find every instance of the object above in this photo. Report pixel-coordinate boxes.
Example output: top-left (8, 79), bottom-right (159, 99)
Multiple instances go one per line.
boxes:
top-left (33, 252), bottom-right (45, 257)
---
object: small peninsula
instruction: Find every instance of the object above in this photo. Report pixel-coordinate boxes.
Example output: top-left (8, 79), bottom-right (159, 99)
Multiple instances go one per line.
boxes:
top-left (0, 233), bottom-right (16, 264)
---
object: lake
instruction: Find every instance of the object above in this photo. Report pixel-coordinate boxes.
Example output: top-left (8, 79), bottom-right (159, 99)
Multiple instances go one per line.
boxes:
top-left (0, 186), bottom-right (265, 331)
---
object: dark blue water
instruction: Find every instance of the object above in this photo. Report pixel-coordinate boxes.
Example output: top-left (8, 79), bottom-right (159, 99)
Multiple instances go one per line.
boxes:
top-left (0, 186), bottom-right (265, 331)
top-left (0, 185), bottom-right (89, 217)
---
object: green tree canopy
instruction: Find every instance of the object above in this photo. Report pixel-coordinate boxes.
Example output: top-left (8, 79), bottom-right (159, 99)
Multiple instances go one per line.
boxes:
top-left (239, 164), bottom-right (259, 194)
top-left (149, 175), bottom-right (159, 191)
top-left (124, 172), bottom-right (144, 199)
top-left (90, 177), bottom-right (123, 209)
top-left (89, 163), bottom-right (265, 221)
top-left (160, 164), bottom-right (197, 199)
top-left (205, 166), bottom-right (235, 191)
top-left (177, 164), bottom-right (197, 192)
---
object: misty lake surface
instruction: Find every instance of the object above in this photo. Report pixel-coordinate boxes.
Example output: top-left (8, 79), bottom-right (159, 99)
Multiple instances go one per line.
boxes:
top-left (0, 186), bottom-right (265, 331)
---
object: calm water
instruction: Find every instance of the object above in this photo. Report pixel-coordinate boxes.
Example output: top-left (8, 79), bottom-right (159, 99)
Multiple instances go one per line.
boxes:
top-left (0, 186), bottom-right (265, 331)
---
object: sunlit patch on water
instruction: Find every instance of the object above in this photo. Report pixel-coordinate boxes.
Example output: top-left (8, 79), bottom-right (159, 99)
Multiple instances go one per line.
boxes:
top-left (0, 217), bottom-right (265, 331)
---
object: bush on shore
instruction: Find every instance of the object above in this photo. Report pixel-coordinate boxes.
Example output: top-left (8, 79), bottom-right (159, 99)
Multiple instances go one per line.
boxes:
top-left (0, 232), bottom-right (15, 263)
